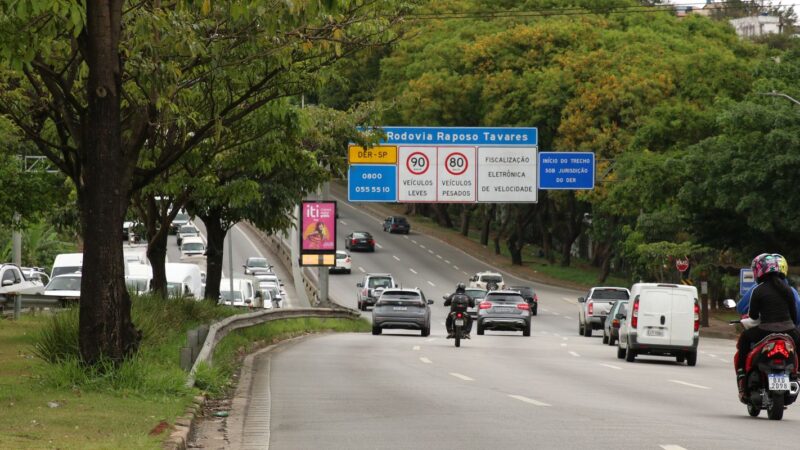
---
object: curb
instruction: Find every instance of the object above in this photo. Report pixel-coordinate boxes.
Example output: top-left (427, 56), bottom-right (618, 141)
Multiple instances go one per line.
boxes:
top-left (163, 395), bottom-right (206, 450)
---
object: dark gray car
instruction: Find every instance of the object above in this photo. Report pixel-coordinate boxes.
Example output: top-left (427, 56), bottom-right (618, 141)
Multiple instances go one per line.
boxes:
top-left (603, 300), bottom-right (628, 346)
top-left (477, 290), bottom-right (532, 336)
top-left (372, 288), bottom-right (433, 336)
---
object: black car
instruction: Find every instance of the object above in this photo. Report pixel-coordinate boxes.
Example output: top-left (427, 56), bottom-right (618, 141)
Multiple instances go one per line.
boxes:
top-left (345, 231), bottom-right (375, 252)
top-left (383, 216), bottom-right (410, 234)
top-left (509, 285), bottom-right (538, 316)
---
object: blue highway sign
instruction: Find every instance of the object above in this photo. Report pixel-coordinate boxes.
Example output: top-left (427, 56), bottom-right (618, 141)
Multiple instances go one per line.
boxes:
top-left (348, 165), bottom-right (398, 202)
top-left (538, 152), bottom-right (595, 190)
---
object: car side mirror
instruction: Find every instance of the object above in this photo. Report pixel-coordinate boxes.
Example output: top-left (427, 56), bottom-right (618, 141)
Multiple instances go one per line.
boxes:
top-left (428, 299), bottom-right (434, 305)
top-left (1, 279), bottom-right (12, 287)
top-left (615, 313), bottom-right (625, 320)
top-left (242, 264), bottom-right (247, 269)
top-left (357, 282), bottom-right (363, 288)
top-left (578, 297), bottom-right (585, 303)
top-left (723, 299), bottom-right (737, 309)
top-left (442, 295), bottom-right (449, 300)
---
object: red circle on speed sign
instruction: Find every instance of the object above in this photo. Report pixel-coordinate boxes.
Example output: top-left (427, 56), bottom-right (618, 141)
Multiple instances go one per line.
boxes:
top-left (676, 259), bottom-right (689, 272)
top-left (406, 152), bottom-right (429, 175)
top-left (445, 152), bottom-right (468, 176)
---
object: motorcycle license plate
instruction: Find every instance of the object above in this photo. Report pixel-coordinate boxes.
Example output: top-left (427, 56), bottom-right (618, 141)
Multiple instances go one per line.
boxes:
top-left (768, 374), bottom-right (790, 391)
top-left (455, 318), bottom-right (465, 326)
top-left (646, 328), bottom-right (664, 337)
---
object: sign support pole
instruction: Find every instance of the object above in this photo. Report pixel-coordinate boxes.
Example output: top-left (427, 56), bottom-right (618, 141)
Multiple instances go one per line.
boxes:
top-left (318, 182), bottom-right (331, 307)
top-left (290, 205), bottom-right (311, 307)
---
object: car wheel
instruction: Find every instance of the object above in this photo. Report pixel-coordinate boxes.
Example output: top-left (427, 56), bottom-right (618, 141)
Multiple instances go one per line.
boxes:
top-left (608, 335), bottom-right (616, 346)
top-left (617, 346), bottom-right (626, 359)
top-left (686, 351), bottom-right (697, 367)
top-left (477, 323), bottom-right (484, 335)
top-left (532, 305), bottom-right (538, 316)
top-left (602, 331), bottom-right (609, 344)
top-left (421, 325), bottom-right (430, 337)
top-left (676, 354), bottom-right (685, 364)
top-left (346, 269), bottom-right (351, 274)
top-left (583, 324), bottom-right (592, 337)
top-left (358, 301), bottom-right (363, 311)
top-left (578, 322), bottom-right (584, 336)
top-left (372, 325), bottom-right (382, 335)
top-left (522, 322), bottom-right (531, 337)
top-left (625, 347), bottom-right (636, 363)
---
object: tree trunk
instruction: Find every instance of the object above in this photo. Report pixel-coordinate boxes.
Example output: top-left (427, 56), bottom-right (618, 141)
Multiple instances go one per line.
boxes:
top-left (202, 208), bottom-right (227, 302)
top-left (480, 204), bottom-right (495, 246)
top-left (460, 205), bottom-right (475, 237)
top-left (597, 250), bottom-right (613, 283)
top-left (507, 232), bottom-right (523, 265)
top-left (78, 0), bottom-right (140, 365)
top-left (432, 204), bottom-right (453, 228)
top-left (493, 234), bottom-right (501, 255)
top-left (146, 229), bottom-right (169, 297)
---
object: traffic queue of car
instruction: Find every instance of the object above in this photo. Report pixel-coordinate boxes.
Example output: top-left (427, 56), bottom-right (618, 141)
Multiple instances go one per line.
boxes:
top-left (577, 283), bottom-right (701, 366)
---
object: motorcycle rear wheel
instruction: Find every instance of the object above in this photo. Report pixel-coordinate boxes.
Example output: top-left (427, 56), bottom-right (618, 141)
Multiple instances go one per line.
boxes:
top-left (747, 403), bottom-right (760, 417)
top-left (767, 393), bottom-right (784, 420)
top-left (455, 325), bottom-right (461, 348)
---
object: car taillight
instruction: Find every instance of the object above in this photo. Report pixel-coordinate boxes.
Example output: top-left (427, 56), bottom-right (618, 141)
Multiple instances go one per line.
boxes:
top-left (362, 288), bottom-right (369, 297)
top-left (694, 300), bottom-right (700, 332)
top-left (587, 301), bottom-right (593, 315)
top-left (479, 302), bottom-right (492, 310)
top-left (631, 297), bottom-right (639, 329)
top-left (368, 239), bottom-right (375, 245)
top-left (456, 312), bottom-right (463, 318)
top-left (392, 224), bottom-right (397, 228)
top-left (345, 257), bottom-right (351, 263)
top-left (517, 303), bottom-right (529, 311)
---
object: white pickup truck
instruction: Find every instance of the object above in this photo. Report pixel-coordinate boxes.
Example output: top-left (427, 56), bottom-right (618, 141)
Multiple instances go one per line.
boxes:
top-left (578, 286), bottom-right (630, 337)
top-left (0, 264), bottom-right (45, 295)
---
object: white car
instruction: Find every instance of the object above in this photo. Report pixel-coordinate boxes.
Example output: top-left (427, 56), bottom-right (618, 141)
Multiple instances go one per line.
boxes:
top-left (180, 236), bottom-right (206, 258)
top-left (330, 250), bottom-right (352, 274)
top-left (243, 257), bottom-right (271, 275)
top-left (258, 281), bottom-right (284, 307)
top-left (44, 273), bottom-right (82, 298)
top-left (469, 271), bottom-right (505, 291)
top-left (219, 278), bottom-right (258, 308)
top-left (177, 224), bottom-right (199, 246)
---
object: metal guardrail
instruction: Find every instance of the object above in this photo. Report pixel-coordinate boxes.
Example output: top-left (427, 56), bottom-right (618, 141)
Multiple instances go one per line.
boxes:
top-left (0, 293), bottom-right (78, 319)
top-left (185, 307), bottom-right (360, 388)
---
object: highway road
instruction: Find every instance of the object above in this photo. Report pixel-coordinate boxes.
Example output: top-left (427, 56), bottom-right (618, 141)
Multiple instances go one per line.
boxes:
top-left (226, 199), bottom-right (799, 449)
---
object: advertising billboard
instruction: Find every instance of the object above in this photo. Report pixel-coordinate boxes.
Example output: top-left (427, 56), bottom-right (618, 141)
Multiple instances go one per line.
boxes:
top-left (300, 201), bottom-right (337, 266)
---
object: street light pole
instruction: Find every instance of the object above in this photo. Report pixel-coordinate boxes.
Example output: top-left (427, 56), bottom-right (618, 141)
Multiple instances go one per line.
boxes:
top-left (759, 91), bottom-right (800, 107)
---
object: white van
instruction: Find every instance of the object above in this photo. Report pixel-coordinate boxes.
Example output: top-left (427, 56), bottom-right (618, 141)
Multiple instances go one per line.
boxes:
top-left (51, 253), bottom-right (83, 279)
top-left (165, 263), bottom-right (203, 299)
top-left (219, 278), bottom-right (259, 308)
top-left (617, 283), bottom-right (700, 366)
top-left (180, 236), bottom-right (206, 259)
top-left (125, 263), bottom-right (153, 295)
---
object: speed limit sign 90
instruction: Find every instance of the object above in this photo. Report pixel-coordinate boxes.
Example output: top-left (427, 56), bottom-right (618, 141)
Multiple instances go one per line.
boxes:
top-left (445, 152), bottom-right (468, 176)
top-left (406, 152), bottom-right (429, 175)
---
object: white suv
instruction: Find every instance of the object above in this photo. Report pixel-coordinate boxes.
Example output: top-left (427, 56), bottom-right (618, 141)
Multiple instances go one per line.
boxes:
top-left (469, 271), bottom-right (505, 291)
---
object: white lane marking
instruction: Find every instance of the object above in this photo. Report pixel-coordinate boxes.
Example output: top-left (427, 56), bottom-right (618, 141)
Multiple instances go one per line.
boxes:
top-left (412, 345), bottom-right (420, 351)
top-left (339, 220), bottom-right (348, 225)
top-left (561, 337), bottom-right (568, 341)
top-left (453, 265), bottom-right (459, 270)
top-left (393, 255), bottom-right (400, 261)
top-left (412, 239), bottom-right (418, 244)
top-left (233, 224), bottom-right (264, 258)
top-left (445, 259), bottom-right (451, 264)
top-left (601, 364), bottom-right (622, 370)
top-left (436, 254), bottom-right (443, 259)
top-left (450, 373), bottom-right (474, 381)
top-left (427, 281), bottom-right (436, 287)
top-left (560, 343), bottom-right (567, 347)
top-left (420, 357), bottom-right (432, 364)
top-left (708, 354), bottom-right (717, 358)
top-left (358, 266), bottom-right (366, 273)
top-left (563, 316), bottom-right (571, 320)
top-left (562, 297), bottom-right (578, 304)
top-left (541, 331), bottom-right (549, 335)
top-left (426, 338), bottom-right (435, 342)
top-left (569, 351), bottom-right (580, 357)
top-left (420, 244), bottom-right (426, 249)
top-left (552, 312), bottom-right (560, 316)
top-left (428, 249), bottom-right (434, 254)
top-left (462, 271), bottom-right (469, 276)
top-left (404, 235), bottom-right (409, 239)
top-left (409, 268), bottom-right (418, 274)
top-left (660, 446), bottom-right (688, 450)
top-left (553, 333), bottom-right (561, 337)
top-left (376, 243), bottom-right (383, 249)
top-left (668, 379), bottom-right (711, 390)
top-left (508, 394), bottom-right (550, 407)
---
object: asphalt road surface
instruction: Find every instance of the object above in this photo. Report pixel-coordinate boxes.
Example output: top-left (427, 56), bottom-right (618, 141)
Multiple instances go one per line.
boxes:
top-left (233, 199), bottom-right (798, 449)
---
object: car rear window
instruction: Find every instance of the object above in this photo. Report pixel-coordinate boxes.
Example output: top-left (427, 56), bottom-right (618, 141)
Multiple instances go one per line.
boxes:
top-left (336, 252), bottom-right (348, 259)
top-left (377, 292), bottom-right (423, 306)
top-left (591, 289), bottom-right (629, 300)
top-left (511, 286), bottom-right (533, 296)
top-left (480, 275), bottom-right (503, 283)
top-left (395, 217), bottom-right (408, 224)
top-left (352, 232), bottom-right (370, 238)
top-left (368, 277), bottom-right (393, 288)
top-left (486, 294), bottom-right (524, 303)
top-left (466, 290), bottom-right (486, 300)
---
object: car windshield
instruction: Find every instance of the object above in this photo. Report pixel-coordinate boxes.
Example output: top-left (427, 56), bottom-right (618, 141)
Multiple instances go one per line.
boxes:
top-left (166, 282), bottom-right (183, 297)
top-left (336, 252), bottom-right (348, 259)
top-left (368, 277), bottom-right (393, 289)
top-left (480, 275), bottom-right (503, 283)
top-left (51, 266), bottom-right (82, 277)
top-left (486, 294), bottom-right (524, 303)
top-left (46, 276), bottom-right (81, 291)
top-left (592, 289), bottom-right (629, 300)
top-left (182, 242), bottom-right (204, 252)
top-left (260, 285), bottom-right (279, 295)
top-left (174, 213), bottom-right (189, 222)
top-left (465, 290), bottom-right (487, 300)
top-left (220, 290), bottom-right (243, 301)
top-left (247, 258), bottom-right (268, 268)
top-left (180, 226), bottom-right (197, 234)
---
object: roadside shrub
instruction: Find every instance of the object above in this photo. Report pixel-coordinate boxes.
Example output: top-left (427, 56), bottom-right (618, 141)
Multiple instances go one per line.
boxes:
top-left (31, 307), bottom-right (79, 363)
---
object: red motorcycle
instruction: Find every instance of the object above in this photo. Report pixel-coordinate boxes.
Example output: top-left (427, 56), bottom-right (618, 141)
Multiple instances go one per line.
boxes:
top-left (730, 315), bottom-right (800, 420)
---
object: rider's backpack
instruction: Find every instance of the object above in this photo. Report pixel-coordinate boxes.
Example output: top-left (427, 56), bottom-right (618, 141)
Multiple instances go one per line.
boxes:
top-left (451, 293), bottom-right (470, 311)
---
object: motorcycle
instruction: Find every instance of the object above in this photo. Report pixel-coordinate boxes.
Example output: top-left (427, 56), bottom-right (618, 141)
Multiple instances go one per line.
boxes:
top-left (724, 299), bottom-right (800, 420)
top-left (451, 311), bottom-right (467, 348)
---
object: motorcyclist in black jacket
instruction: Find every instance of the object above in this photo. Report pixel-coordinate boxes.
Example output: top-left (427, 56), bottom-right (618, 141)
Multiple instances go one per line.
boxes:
top-left (445, 283), bottom-right (475, 338)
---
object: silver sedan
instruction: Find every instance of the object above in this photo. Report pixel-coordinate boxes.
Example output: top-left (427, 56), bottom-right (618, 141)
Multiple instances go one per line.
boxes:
top-left (476, 290), bottom-right (532, 336)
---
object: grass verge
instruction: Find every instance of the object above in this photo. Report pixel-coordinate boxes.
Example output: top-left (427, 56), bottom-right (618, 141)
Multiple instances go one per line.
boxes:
top-left (0, 296), bottom-right (368, 449)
